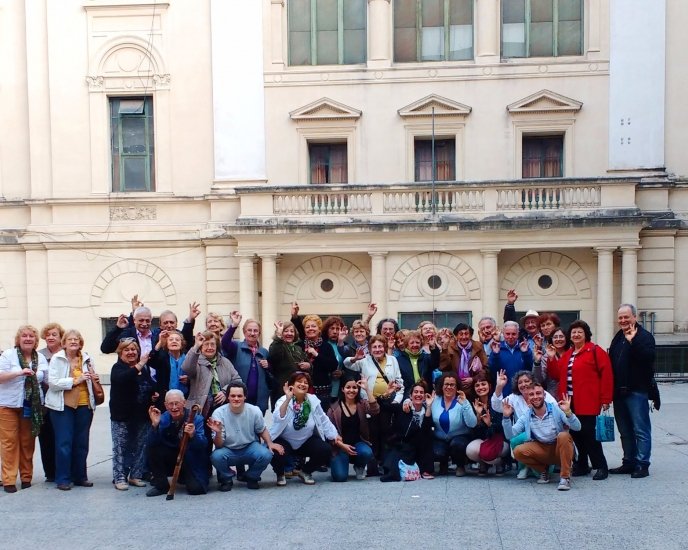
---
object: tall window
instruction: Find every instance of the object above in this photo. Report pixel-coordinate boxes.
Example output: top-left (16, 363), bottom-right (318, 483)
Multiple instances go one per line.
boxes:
top-left (288, 0), bottom-right (367, 66)
top-left (522, 135), bottom-right (563, 177)
top-left (309, 143), bottom-right (348, 183)
top-left (415, 138), bottom-right (456, 181)
top-left (502, 0), bottom-right (582, 58)
top-left (394, 0), bottom-right (473, 62)
top-left (110, 97), bottom-right (154, 192)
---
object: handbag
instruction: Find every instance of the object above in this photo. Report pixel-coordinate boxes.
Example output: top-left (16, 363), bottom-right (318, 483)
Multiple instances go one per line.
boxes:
top-left (479, 432), bottom-right (505, 462)
top-left (85, 359), bottom-right (105, 406)
top-left (398, 460), bottom-right (421, 481)
top-left (595, 410), bottom-right (615, 442)
top-left (648, 378), bottom-right (661, 411)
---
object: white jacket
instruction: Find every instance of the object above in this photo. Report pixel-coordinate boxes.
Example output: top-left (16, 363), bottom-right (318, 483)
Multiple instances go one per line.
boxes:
top-left (269, 393), bottom-right (339, 443)
top-left (343, 354), bottom-right (404, 404)
top-left (0, 348), bottom-right (48, 407)
top-left (45, 350), bottom-right (96, 411)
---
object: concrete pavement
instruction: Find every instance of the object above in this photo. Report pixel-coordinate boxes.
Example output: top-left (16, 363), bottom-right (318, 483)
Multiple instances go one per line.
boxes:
top-left (2, 382), bottom-right (687, 550)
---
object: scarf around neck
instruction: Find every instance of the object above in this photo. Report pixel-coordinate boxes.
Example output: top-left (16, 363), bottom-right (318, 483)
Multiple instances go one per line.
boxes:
top-left (17, 347), bottom-right (43, 437)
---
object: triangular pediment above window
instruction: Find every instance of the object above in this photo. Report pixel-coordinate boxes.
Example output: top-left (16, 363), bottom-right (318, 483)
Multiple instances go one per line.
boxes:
top-left (398, 94), bottom-right (472, 119)
top-left (289, 98), bottom-right (362, 121)
top-left (507, 90), bottom-right (583, 114)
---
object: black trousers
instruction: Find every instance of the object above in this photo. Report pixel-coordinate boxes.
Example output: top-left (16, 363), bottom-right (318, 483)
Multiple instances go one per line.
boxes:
top-left (271, 435), bottom-right (332, 475)
top-left (147, 444), bottom-right (206, 495)
top-left (39, 409), bottom-right (56, 480)
top-left (571, 414), bottom-right (608, 470)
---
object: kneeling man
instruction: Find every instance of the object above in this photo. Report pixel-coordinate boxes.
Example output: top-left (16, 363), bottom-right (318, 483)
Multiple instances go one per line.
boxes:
top-left (147, 389), bottom-right (209, 496)
top-left (207, 381), bottom-right (283, 491)
top-left (503, 384), bottom-right (581, 491)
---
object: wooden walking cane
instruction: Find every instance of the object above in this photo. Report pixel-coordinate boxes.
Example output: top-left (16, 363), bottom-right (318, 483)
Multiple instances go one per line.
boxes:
top-left (166, 404), bottom-right (201, 501)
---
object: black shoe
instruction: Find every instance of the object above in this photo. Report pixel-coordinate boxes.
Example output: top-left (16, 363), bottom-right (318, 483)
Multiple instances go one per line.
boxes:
top-left (57, 484), bottom-right (71, 491)
top-left (74, 480), bottom-right (94, 487)
top-left (592, 468), bottom-right (608, 480)
top-left (4, 485), bottom-right (17, 493)
top-left (146, 487), bottom-right (166, 497)
top-left (317, 465), bottom-right (328, 472)
top-left (45, 477), bottom-right (55, 483)
top-left (631, 467), bottom-right (649, 478)
top-left (609, 464), bottom-right (635, 474)
top-left (246, 480), bottom-right (259, 490)
top-left (20, 481), bottom-right (31, 489)
top-left (218, 481), bottom-right (233, 492)
top-left (571, 465), bottom-right (591, 477)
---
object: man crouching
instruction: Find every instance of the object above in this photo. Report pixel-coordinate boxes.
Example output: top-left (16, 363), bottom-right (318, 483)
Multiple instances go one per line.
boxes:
top-left (207, 381), bottom-right (284, 491)
top-left (146, 390), bottom-right (209, 496)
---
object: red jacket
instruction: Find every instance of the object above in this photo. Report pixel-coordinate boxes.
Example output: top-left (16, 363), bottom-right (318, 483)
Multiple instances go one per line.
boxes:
top-left (548, 342), bottom-right (614, 416)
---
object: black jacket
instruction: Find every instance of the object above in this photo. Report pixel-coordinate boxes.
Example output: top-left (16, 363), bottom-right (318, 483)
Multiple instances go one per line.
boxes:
top-left (608, 323), bottom-right (656, 397)
top-left (109, 360), bottom-right (156, 422)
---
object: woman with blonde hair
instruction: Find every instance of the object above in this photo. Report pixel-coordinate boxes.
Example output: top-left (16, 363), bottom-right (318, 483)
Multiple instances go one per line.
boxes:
top-left (46, 329), bottom-right (100, 490)
top-left (0, 325), bottom-right (48, 493)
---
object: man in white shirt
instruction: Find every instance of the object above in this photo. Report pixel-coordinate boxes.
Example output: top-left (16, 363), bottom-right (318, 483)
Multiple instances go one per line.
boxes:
top-left (207, 381), bottom-right (283, 491)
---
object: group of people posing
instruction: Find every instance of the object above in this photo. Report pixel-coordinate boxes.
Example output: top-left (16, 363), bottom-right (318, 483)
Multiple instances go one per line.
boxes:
top-left (0, 291), bottom-right (657, 495)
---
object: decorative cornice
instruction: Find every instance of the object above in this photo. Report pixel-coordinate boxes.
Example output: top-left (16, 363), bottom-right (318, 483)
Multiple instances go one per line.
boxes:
top-left (507, 89), bottom-right (583, 115)
top-left (398, 94), bottom-right (472, 119)
top-left (289, 97), bottom-right (362, 121)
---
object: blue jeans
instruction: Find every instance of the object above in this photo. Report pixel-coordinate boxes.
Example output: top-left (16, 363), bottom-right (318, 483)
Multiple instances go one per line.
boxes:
top-left (614, 392), bottom-right (652, 468)
top-left (211, 441), bottom-right (273, 482)
top-left (330, 441), bottom-right (373, 482)
top-left (50, 406), bottom-right (93, 485)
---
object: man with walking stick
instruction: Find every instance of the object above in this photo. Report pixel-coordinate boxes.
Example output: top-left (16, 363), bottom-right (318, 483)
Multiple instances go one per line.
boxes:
top-left (146, 390), bottom-right (209, 497)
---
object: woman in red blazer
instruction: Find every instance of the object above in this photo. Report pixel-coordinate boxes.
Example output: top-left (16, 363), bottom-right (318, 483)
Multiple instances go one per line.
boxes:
top-left (546, 320), bottom-right (613, 481)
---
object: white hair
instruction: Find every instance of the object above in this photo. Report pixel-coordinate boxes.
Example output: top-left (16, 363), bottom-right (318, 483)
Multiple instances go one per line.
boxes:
top-left (164, 389), bottom-right (185, 403)
top-left (133, 306), bottom-right (152, 318)
top-left (503, 321), bottom-right (520, 331)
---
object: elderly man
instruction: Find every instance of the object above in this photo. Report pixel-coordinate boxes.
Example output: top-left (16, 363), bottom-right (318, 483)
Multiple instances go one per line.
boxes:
top-left (608, 304), bottom-right (656, 478)
top-left (207, 382), bottom-right (283, 491)
top-left (100, 298), bottom-right (199, 355)
top-left (146, 390), bottom-right (209, 497)
top-left (439, 322), bottom-right (488, 396)
top-left (477, 316), bottom-right (498, 356)
top-left (488, 321), bottom-right (533, 397)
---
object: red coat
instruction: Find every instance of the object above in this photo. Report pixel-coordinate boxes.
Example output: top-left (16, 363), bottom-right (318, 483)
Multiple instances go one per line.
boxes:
top-left (548, 342), bottom-right (614, 416)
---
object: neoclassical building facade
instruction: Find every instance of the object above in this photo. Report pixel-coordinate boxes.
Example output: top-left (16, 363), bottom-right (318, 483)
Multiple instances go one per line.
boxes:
top-left (0, 0), bottom-right (686, 374)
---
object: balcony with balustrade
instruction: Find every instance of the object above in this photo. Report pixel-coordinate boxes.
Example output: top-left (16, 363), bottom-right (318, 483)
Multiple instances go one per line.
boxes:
top-left (230, 177), bottom-right (655, 233)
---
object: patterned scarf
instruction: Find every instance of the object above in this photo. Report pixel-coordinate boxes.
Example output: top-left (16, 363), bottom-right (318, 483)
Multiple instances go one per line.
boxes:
top-left (17, 348), bottom-right (43, 437)
top-left (304, 337), bottom-right (323, 351)
top-left (208, 355), bottom-right (221, 396)
top-left (457, 343), bottom-right (471, 378)
top-left (291, 397), bottom-right (312, 430)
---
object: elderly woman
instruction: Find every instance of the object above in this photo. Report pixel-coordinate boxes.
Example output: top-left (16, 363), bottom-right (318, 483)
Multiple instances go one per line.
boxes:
top-left (45, 330), bottom-right (99, 490)
top-left (37, 322), bottom-right (65, 483)
top-left (205, 312), bottom-right (227, 339)
top-left (546, 320), bottom-right (614, 480)
top-left (268, 320), bottom-right (310, 409)
top-left (350, 320), bottom-right (371, 354)
top-left (109, 338), bottom-right (157, 490)
top-left (430, 372), bottom-right (477, 477)
top-left (466, 374), bottom-right (509, 476)
top-left (418, 321), bottom-right (438, 354)
top-left (292, 313), bottom-right (343, 412)
top-left (439, 323), bottom-right (488, 399)
top-left (376, 318), bottom-right (400, 353)
top-left (534, 326), bottom-right (569, 396)
top-left (269, 372), bottom-right (342, 486)
top-left (147, 329), bottom-right (189, 408)
top-left (327, 375), bottom-right (380, 481)
top-left (380, 381), bottom-right (434, 481)
top-left (394, 330), bottom-right (439, 396)
top-left (182, 331), bottom-right (242, 417)
top-left (0, 325), bottom-right (48, 493)
top-left (221, 312), bottom-right (271, 414)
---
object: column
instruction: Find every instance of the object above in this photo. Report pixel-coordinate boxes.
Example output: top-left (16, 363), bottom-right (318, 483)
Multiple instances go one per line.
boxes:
top-left (595, 247), bottom-right (616, 347)
top-left (621, 246), bottom-right (639, 307)
top-left (481, 249), bottom-right (500, 320)
top-left (270, 0), bottom-right (285, 66)
top-left (369, 252), bottom-right (388, 327)
top-left (476, 0), bottom-right (500, 61)
top-left (260, 254), bottom-right (278, 345)
top-left (368, 0), bottom-right (391, 65)
top-left (238, 255), bottom-right (257, 323)
top-left (24, 246), bottom-right (49, 327)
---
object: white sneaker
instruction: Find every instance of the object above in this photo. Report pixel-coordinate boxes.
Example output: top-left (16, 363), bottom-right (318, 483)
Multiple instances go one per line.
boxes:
top-left (517, 467), bottom-right (530, 480)
top-left (298, 471), bottom-right (315, 485)
top-left (558, 477), bottom-right (571, 491)
top-left (354, 466), bottom-right (366, 480)
top-left (276, 475), bottom-right (286, 487)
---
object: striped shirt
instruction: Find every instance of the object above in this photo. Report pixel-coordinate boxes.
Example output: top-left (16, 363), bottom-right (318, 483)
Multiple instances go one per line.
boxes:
top-left (529, 408), bottom-right (560, 444)
top-left (566, 351), bottom-right (577, 396)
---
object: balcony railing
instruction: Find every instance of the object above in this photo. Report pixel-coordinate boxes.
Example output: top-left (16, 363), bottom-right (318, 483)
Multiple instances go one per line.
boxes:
top-left (235, 178), bottom-right (638, 222)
